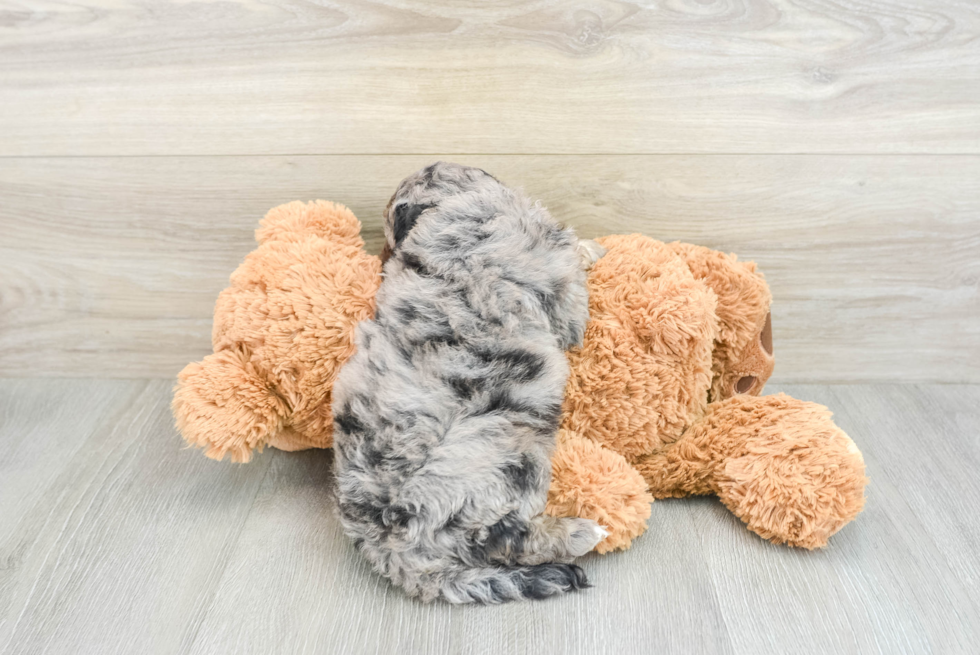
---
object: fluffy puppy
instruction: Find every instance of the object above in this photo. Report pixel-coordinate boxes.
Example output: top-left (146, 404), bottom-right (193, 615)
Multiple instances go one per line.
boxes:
top-left (332, 162), bottom-right (606, 604)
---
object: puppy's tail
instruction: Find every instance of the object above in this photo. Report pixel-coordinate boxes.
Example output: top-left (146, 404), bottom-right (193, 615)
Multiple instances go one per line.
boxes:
top-left (436, 562), bottom-right (590, 604)
top-left (426, 514), bottom-right (605, 603)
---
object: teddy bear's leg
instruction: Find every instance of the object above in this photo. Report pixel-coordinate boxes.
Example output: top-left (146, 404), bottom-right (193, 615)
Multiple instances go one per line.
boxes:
top-left (173, 349), bottom-right (289, 463)
top-left (633, 394), bottom-right (867, 549)
top-left (545, 429), bottom-right (654, 553)
top-left (632, 436), bottom-right (719, 500)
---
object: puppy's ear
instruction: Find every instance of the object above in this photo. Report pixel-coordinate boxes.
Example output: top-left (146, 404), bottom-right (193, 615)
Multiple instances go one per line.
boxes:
top-left (379, 242), bottom-right (394, 265)
top-left (391, 203), bottom-right (434, 247)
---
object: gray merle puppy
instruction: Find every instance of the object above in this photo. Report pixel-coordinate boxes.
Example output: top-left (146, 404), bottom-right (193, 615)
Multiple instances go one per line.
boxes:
top-left (332, 162), bottom-right (607, 604)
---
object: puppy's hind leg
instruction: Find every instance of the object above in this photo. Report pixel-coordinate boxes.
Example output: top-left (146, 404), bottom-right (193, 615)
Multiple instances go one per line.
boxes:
top-left (518, 515), bottom-right (608, 565)
top-left (576, 239), bottom-right (607, 271)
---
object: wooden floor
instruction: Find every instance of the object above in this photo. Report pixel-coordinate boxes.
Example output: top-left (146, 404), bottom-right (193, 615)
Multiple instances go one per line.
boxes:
top-left (0, 380), bottom-right (977, 655)
top-left (2, 1), bottom-right (979, 654)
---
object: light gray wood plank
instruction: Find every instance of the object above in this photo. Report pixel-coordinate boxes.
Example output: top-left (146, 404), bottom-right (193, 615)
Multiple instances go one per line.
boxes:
top-left (0, 1), bottom-right (978, 156)
top-left (0, 379), bottom-right (143, 543)
top-left (0, 380), bottom-right (275, 655)
top-left (1, 155), bottom-right (977, 381)
top-left (186, 449), bottom-right (734, 655)
top-left (184, 383), bottom-right (980, 655)
top-left (0, 379), bottom-right (147, 647)
top-left (688, 382), bottom-right (980, 655)
top-left (2, 380), bottom-right (979, 654)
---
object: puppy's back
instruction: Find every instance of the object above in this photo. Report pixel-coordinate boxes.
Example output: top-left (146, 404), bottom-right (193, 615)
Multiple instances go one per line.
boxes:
top-left (332, 163), bottom-right (604, 603)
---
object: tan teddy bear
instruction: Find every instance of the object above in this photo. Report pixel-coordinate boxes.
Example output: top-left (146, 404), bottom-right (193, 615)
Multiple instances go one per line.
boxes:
top-left (547, 235), bottom-right (867, 551)
top-left (173, 201), bottom-right (866, 551)
top-left (173, 201), bottom-right (381, 462)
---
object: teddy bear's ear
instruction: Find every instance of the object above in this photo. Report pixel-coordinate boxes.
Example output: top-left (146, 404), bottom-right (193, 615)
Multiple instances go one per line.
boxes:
top-left (668, 242), bottom-right (774, 400)
top-left (668, 243), bottom-right (771, 346)
top-left (173, 349), bottom-right (288, 463)
top-left (256, 200), bottom-right (365, 249)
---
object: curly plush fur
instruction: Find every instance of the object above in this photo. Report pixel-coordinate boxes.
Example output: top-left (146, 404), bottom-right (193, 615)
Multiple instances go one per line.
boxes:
top-left (549, 235), bottom-right (864, 552)
top-left (331, 163), bottom-right (607, 604)
top-left (172, 201), bottom-right (380, 462)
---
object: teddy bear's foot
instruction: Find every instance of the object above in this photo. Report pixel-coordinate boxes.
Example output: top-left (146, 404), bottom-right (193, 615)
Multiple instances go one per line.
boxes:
top-left (173, 348), bottom-right (288, 463)
top-left (546, 429), bottom-right (653, 553)
top-left (635, 394), bottom-right (867, 549)
top-left (712, 396), bottom-right (867, 549)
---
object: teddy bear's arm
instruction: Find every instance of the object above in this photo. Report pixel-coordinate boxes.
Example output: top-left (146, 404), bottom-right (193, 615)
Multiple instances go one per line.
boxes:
top-left (545, 429), bottom-right (653, 553)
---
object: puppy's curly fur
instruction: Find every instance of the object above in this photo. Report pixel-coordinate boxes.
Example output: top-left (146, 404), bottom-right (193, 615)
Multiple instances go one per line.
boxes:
top-left (332, 162), bottom-right (606, 604)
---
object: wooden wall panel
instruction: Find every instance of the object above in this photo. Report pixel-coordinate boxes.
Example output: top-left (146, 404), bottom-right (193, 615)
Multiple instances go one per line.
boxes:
top-left (1, 154), bottom-right (976, 381)
top-left (0, 1), bottom-right (978, 156)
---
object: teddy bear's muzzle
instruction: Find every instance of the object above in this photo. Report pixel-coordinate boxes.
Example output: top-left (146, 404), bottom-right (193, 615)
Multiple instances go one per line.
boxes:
top-left (732, 312), bottom-right (774, 397)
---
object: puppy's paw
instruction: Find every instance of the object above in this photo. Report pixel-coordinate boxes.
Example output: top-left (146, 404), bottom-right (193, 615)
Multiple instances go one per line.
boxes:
top-left (566, 518), bottom-right (609, 557)
top-left (576, 239), bottom-right (607, 271)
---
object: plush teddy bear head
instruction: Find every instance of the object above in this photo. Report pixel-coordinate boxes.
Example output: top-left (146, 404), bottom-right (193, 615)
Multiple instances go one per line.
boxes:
top-left (560, 235), bottom-right (775, 458)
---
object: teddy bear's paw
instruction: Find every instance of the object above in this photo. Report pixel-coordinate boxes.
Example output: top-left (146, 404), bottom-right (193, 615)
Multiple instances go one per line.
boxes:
top-left (173, 350), bottom-right (288, 463)
top-left (713, 400), bottom-right (868, 549)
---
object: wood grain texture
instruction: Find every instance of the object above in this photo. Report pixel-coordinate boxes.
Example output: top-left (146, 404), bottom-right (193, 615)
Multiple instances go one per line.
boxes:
top-left (1, 380), bottom-right (978, 654)
top-left (186, 449), bottom-right (736, 655)
top-left (706, 383), bottom-right (980, 654)
top-left (0, 1), bottom-right (978, 156)
top-left (2, 1), bottom-right (976, 651)
top-left (0, 379), bottom-right (275, 655)
top-left (1, 155), bottom-right (977, 381)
